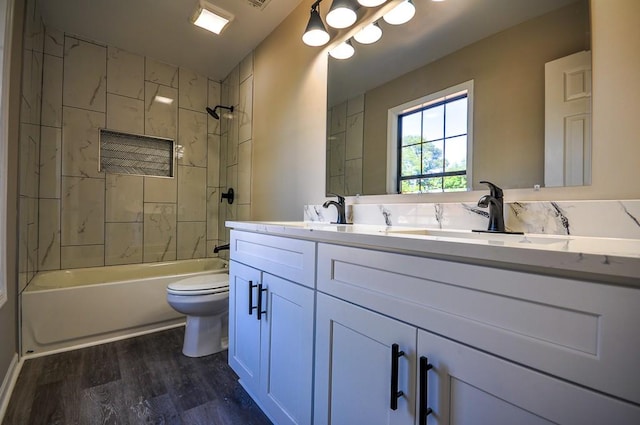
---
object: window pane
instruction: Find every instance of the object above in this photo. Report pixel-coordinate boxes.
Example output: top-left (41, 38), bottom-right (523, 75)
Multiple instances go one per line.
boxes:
top-left (421, 177), bottom-right (443, 192)
top-left (401, 145), bottom-right (421, 177)
top-left (401, 112), bottom-right (422, 146)
top-left (445, 97), bottom-right (467, 137)
top-left (443, 175), bottom-right (467, 191)
top-left (401, 178), bottom-right (420, 194)
top-left (422, 140), bottom-right (443, 174)
top-left (423, 105), bottom-right (444, 142)
top-left (445, 135), bottom-right (467, 172)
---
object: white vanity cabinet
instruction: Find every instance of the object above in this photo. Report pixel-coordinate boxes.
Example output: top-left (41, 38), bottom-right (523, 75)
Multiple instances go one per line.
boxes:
top-left (228, 230), bottom-right (316, 425)
top-left (315, 243), bottom-right (640, 424)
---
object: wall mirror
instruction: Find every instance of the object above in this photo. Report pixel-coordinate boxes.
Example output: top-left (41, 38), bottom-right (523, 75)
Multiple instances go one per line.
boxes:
top-left (326, 0), bottom-right (591, 196)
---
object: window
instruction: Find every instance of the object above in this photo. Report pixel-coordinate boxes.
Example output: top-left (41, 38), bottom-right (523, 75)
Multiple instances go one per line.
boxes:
top-left (387, 81), bottom-right (473, 194)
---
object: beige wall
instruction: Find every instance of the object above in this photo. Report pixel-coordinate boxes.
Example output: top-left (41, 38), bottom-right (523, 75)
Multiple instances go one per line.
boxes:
top-left (362, 2), bottom-right (589, 194)
top-left (252, 0), bottom-right (640, 213)
top-left (0, 0), bottom-right (23, 402)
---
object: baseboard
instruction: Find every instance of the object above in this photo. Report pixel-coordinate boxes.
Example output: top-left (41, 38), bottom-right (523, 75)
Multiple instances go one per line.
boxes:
top-left (0, 354), bottom-right (22, 423)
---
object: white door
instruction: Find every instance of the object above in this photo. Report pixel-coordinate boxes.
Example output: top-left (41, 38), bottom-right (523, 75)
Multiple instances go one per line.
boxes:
top-left (417, 329), bottom-right (640, 425)
top-left (259, 273), bottom-right (314, 425)
top-left (228, 261), bottom-right (262, 396)
top-left (544, 50), bottom-right (592, 187)
top-left (315, 293), bottom-right (416, 425)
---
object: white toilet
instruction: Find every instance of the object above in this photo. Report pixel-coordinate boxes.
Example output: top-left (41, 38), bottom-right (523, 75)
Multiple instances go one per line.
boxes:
top-left (166, 273), bottom-right (230, 357)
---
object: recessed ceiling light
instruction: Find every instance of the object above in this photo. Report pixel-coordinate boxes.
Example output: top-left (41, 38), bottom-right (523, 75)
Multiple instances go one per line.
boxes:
top-left (191, 0), bottom-right (234, 35)
top-left (154, 95), bottom-right (174, 105)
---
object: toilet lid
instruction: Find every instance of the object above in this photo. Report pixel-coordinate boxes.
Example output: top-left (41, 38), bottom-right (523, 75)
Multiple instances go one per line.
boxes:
top-left (167, 274), bottom-right (229, 296)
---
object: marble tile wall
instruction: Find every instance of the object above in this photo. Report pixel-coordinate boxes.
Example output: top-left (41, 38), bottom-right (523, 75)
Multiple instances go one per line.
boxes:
top-left (20, 24), bottom-right (239, 276)
top-left (327, 94), bottom-right (364, 196)
top-left (216, 52), bottom-right (254, 259)
top-left (18, 0), bottom-right (44, 290)
top-left (304, 200), bottom-right (640, 239)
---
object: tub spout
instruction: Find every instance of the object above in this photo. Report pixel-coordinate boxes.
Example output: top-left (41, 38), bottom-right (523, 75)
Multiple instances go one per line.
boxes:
top-left (213, 243), bottom-right (230, 253)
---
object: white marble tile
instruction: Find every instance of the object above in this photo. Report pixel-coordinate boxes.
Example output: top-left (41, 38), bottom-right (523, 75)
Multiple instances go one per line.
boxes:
top-left (239, 52), bottom-right (253, 83)
top-left (179, 68), bottom-right (207, 112)
top-left (226, 113), bottom-right (239, 166)
top-left (345, 159), bottom-right (362, 196)
top-left (238, 76), bottom-right (253, 143)
top-left (144, 176), bottom-right (177, 203)
top-left (207, 79), bottom-right (222, 135)
top-left (143, 203), bottom-right (177, 262)
top-left (177, 165), bottom-right (206, 222)
top-left (329, 132), bottom-right (345, 177)
top-left (330, 101), bottom-right (347, 135)
top-left (227, 65), bottom-right (240, 107)
top-left (105, 222), bottom-right (143, 265)
top-left (345, 112), bottom-right (364, 160)
top-left (207, 134), bottom-right (220, 188)
top-left (41, 54), bottom-right (63, 127)
top-left (177, 222), bottom-right (206, 260)
top-left (106, 94), bottom-right (144, 134)
top-left (225, 165), bottom-right (238, 223)
top-left (21, 50), bottom-right (43, 125)
top-left (145, 58), bottom-right (178, 88)
top-left (237, 204), bottom-right (251, 221)
top-left (106, 174), bottom-right (143, 222)
top-left (207, 188), bottom-right (219, 241)
top-left (27, 220), bottom-right (38, 282)
top-left (217, 191), bottom-right (227, 246)
top-left (39, 126), bottom-right (61, 199)
top-left (238, 141), bottom-right (252, 205)
top-left (178, 109), bottom-right (207, 167)
top-left (347, 94), bottom-right (365, 115)
top-left (218, 133), bottom-right (228, 188)
top-left (61, 245), bottom-right (104, 269)
top-left (107, 47), bottom-right (144, 99)
top-left (23, 0), bottom-right (44, 52)
top-left (44, 27), bottom-right (64, 57)
top-left (38, 199), bottom-right (61, 271)
top-left (63, 37), bottom-right (106, 112)
top-left (145, 82), bottom-right (178, 139)
top-left (61, 176), bottom-right (105, 245)
top-left (19, 123), bottom-right (40, 198)
top-left (62, 107), bottom-right (105, 179)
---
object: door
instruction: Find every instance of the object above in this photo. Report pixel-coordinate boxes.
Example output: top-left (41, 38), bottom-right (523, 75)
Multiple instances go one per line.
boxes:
top-left (417, 329), bottom-right (640, 425)
top-left (228, 260), bottom-right (262, 396)
top-left (259, 273), bottom-right (314, 425)
top-left (315, 293), bottom-right (416, 425)
top-left (544, 50), bottom-right (592, 187)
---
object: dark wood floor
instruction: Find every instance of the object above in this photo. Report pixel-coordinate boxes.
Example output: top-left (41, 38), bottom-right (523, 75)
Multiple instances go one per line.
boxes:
top-left (2, 327), bottom-right (272, 425)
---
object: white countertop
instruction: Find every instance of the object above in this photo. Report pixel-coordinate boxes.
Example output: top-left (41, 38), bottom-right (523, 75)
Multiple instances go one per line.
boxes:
top-left (226, 221), bottom-right (640, 286)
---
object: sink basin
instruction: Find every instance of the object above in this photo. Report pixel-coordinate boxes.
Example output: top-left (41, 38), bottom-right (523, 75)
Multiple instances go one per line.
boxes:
top-left (385, 228), bottom-right (570, 246)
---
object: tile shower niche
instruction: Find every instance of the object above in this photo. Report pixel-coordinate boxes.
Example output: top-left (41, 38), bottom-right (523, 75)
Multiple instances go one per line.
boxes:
top-left (99, 129), bottom-right (175, 177)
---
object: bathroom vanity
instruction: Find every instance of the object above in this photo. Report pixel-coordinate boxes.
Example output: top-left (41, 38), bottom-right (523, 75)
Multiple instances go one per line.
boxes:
top-left (226, 221), bottom-right (640, 425)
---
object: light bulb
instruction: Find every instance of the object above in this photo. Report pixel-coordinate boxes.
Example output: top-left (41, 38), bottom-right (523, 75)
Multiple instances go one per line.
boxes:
top-left (383, 0), bottom-right (416, 25)
top-left (326, 0), bottom-right (357, 29)
top-left (353, 22), bottom-right (382, 44)
top-left (329, 40), bottom-right (355, 59)
top-left (357, 0), bottom-right (386, 7)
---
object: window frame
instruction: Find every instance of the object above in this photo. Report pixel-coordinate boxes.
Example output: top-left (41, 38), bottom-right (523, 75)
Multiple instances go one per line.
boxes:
top-left (386, 80), bottom-right (474, 194)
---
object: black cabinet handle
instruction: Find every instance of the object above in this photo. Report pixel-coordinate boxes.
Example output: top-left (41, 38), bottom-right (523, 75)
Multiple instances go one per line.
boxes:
top-left (257, 283), bottom-right (268, 320)
top-left (249, 281), bottom-right (258, 315)
top-left (390, 343), bottom-right (405, 410)
top-left (419, 356), bottom-right (434, 425)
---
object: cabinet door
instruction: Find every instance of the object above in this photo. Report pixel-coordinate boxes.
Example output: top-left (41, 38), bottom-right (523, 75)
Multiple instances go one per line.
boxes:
top-left (259, 273), bottom-right (314, 425)
top-left (315, 293), bottom-right (416, 425)
top-left (417, 330), bottom-right (640, 425)
top-left (228, 261), bottom-right (262, 396)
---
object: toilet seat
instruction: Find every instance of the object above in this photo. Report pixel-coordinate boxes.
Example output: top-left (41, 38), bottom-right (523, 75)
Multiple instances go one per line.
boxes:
top-left (167, 274), bottom-right (229, 296)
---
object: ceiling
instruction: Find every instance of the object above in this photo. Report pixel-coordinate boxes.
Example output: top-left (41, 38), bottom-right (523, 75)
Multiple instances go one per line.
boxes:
top-left (39, 0), bottom-right (305, 82)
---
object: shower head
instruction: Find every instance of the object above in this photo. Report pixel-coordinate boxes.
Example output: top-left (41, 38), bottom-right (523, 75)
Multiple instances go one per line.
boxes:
top-left (206, 105), bottom-right (234, 120)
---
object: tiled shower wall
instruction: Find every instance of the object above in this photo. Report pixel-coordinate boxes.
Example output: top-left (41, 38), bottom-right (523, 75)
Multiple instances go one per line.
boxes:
top-left (17, 0), bottom-right (254, 288)
top-left (327, 94), bottom-right (364, 196)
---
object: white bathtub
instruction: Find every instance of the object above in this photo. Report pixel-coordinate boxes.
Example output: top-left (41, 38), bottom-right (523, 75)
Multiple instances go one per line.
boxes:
top-left (21, 258), bottom-right (228, 356)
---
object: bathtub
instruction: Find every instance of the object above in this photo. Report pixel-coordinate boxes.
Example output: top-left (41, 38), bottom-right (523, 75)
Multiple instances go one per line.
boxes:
top-left (21, 258), bottom-right (228, 356)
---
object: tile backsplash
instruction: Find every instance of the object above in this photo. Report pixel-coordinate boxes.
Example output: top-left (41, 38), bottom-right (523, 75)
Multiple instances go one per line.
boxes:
top-left (305, 200), bottom-right (640, 240)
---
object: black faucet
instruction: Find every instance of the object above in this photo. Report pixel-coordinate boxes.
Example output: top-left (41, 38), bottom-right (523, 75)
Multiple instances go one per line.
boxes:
top-left (213, 243), bottom-right (230, 253)
top-left (476, 181), bottom-right (506, 233)
top-left (322, 193), bottom-right (348, 224)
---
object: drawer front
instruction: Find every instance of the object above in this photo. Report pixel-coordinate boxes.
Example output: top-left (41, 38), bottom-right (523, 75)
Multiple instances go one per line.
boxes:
top-left (317, 243), bottom-right (640, 405)
top-left (231, 230), bottom-right (316, 288)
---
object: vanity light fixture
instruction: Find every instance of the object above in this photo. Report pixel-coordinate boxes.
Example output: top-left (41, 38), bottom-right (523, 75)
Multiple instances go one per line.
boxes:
top-left (303, 0), bottom-right (331, 46)
top-left (191, 0), bottom-right (234, 35)
top-left (326, 0), bottom-right (358, 29)
top-left (329, 39), bottom-right (355, 59)
top-left (357, 0), bottom-right (387, 7)
top-left (382, 0), bottom-right (415, 25)
top-left (353, 21), bottom-right (382, 44)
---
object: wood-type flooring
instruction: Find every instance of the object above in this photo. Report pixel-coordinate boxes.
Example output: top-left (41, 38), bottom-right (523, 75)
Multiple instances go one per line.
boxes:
top-left (2, 327), bottom-right (272, 425)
